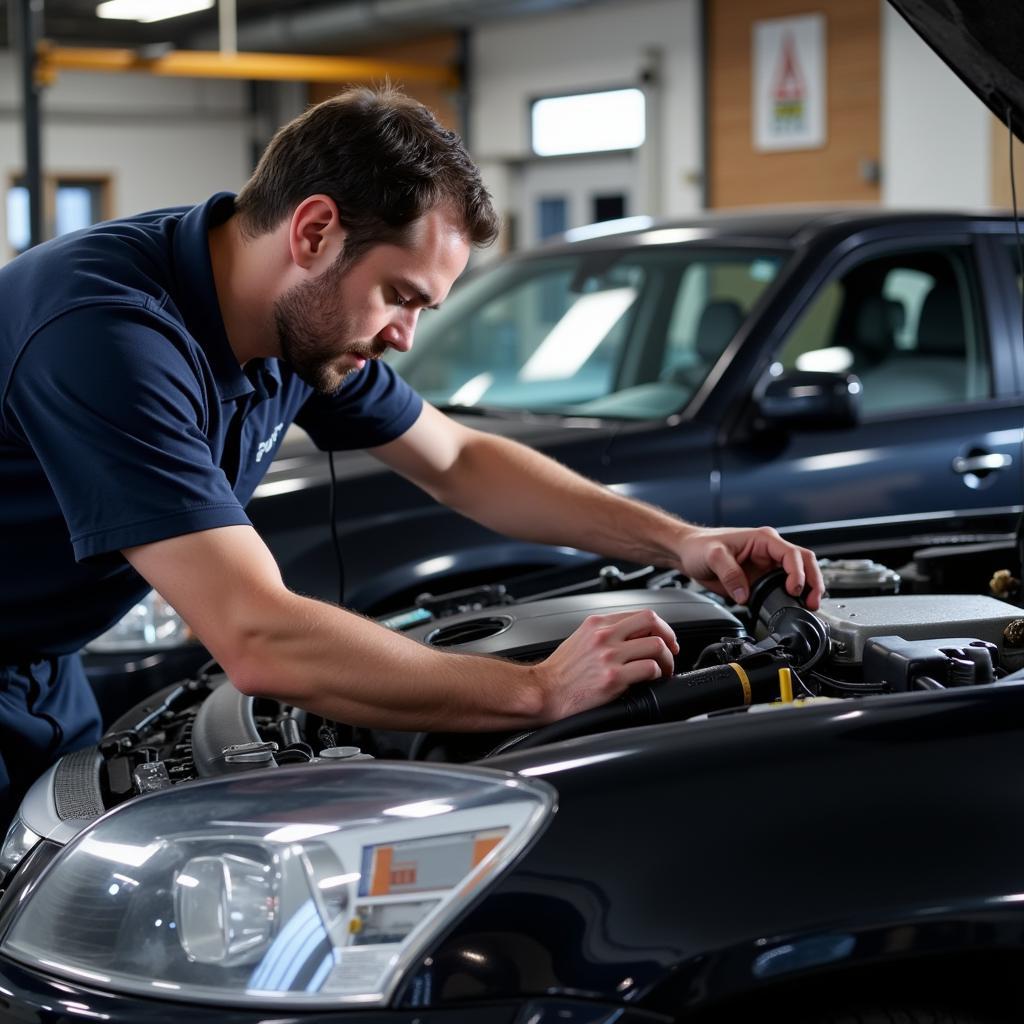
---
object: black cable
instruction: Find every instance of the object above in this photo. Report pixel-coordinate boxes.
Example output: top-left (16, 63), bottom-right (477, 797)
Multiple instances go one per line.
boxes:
top-left (327, 450), bottom-right (345, 606)
top-left (1003, 104), bottom-right (1019, 327)
top-left (1008, 108), bottom-right (1024, 575)
top-left (808, 670), bottom-right (883, 696)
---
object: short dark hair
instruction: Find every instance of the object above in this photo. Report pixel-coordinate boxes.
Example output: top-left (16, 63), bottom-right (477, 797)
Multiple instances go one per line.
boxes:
top-left (235, 85), bottom-right (498, 261)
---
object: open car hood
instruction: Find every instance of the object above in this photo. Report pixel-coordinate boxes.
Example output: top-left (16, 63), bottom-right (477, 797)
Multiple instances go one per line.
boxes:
top-left (889, 0), bottom-right (1024, 141)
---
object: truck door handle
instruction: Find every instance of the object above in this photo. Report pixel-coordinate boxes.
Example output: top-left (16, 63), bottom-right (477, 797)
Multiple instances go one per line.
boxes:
top-left (952, 453), bottom-right (1012, 475)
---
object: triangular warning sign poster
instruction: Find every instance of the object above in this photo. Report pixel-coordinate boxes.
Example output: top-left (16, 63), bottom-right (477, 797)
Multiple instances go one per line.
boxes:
top-left (772, 34), bottom-right (806, 129)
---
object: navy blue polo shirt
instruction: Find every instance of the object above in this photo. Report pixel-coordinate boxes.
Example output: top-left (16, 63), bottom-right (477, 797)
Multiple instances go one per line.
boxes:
top-left (0, 193), bottom-right (422, 658)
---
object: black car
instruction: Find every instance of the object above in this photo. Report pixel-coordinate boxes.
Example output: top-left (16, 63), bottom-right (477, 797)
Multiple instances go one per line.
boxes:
top-left (253, 202), bottom-right (1024, 613)
top-left (11, 0), bottom-right (1024, 1019)
top-left (4, 543), bottom-right (1024, 1021)
top-left (86, 198), bottom-right (1024, 718)
top-left (87, 192), bottom-right (1024, 719)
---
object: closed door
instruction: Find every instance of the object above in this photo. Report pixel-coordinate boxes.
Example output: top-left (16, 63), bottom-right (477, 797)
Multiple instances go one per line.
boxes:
top-left (717, 236), bottom-right (1024, 551)
top-left (516, 154), bottom-right (637, 248)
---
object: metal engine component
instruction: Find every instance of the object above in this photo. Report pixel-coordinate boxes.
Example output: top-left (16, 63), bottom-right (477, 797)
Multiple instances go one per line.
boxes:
top-left (820, 558), bottom-right (900, 596)
top-left (816, 594), bottom-right (1022, 664)
top-left (318, 746), bottom-right (373, 761)
top-left (863, 637), bottom-right (997, 691)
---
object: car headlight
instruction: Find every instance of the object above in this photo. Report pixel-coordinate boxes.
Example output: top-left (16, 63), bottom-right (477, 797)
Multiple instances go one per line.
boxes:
top-left (0, 762), bottom-right (554, 1009)
top-left (0, 818), bottom-right (41, 880)
top-left (85, 591), bottom-right (193, 653)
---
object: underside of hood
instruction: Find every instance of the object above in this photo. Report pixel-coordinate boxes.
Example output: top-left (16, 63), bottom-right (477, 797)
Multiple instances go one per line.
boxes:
top-left (889, 0), bottom-right (1024, 142)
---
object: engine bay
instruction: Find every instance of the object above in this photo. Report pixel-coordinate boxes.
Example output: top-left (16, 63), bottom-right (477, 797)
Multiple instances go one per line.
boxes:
top-left (48, 543), bottom-right (1024, 823)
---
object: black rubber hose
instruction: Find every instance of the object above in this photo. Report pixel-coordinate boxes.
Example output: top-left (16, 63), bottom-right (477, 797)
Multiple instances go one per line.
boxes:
top-left (489, 662), bottom-right (773, 755)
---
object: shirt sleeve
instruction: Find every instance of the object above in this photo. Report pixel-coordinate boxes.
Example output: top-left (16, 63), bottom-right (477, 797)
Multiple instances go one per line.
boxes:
top-left (293, 358), bottom-right (423, 451)
top-left (5, 304), bottom-right (250, 561)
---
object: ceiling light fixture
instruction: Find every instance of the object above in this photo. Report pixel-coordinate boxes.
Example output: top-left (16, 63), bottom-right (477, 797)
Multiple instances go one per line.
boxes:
top-left (96, 0), bottom-right (215, 23)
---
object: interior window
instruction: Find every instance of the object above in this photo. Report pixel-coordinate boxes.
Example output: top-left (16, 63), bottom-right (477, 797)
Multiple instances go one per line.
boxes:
top-left (774, 247), bottom-right (989, 416)
top-left (7, 175), bottom-right (110, 258)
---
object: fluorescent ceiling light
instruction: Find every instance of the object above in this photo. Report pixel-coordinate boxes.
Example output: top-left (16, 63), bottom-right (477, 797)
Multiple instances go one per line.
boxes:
top-left (97, 0), bottom-right (214, 23)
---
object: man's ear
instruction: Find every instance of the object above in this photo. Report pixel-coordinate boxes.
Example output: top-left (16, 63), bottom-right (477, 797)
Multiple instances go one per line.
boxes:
top-left (287, 194), bottom-right (346, 271)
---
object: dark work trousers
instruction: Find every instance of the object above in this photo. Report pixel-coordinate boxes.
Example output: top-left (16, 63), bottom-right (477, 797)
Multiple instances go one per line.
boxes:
top-left (0, 654), bottom-right (102, 839)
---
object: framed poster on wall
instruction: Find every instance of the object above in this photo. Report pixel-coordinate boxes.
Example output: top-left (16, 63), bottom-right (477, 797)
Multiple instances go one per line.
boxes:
top-left (753, 13), bottom-right (827, 151)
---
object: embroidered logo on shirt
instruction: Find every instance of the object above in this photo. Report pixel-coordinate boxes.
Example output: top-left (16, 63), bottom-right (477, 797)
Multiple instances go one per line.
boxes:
top-left (255, 422), bottom-right (285, 463)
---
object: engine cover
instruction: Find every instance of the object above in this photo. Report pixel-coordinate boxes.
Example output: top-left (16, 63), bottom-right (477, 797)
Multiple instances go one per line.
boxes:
top-left (405, 588), bottom-right (744, 668)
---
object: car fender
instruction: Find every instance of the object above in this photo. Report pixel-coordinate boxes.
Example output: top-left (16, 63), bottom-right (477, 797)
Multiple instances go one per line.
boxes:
top-left (402, 684), bottom-right (1024, 1010)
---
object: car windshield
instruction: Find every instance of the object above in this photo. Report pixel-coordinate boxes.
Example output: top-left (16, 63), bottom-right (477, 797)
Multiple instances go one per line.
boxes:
top-left (388, 244), bottom-right (786, 419)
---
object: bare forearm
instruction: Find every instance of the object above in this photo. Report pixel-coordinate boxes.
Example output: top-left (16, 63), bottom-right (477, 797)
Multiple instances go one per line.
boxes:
top-left (224, 591), bottom-right (544, 731)
top-left (433, 432), bottom-right (693, 568)
top-left (126, 526), bottom-right (679, 735)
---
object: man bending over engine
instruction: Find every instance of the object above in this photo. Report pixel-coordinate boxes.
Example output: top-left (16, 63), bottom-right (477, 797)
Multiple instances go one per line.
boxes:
top-left (0, 86), bottom-right (822, 829)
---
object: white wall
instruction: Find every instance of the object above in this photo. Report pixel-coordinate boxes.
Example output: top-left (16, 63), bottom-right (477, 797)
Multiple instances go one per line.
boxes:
top-left (881, 1), bottom-right (990, 208)
top-left (0, 54), bottom-right (254, 258)
top-left (471, 0), bottom-right (703, 246)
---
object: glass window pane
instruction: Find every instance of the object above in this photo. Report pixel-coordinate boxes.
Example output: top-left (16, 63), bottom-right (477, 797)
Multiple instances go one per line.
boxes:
top-left (390, 247), bottom-right (785, 420)
top-left (662, 256), bottom-right (781, 386)
top-left (6, 186), bottom-right (30, 254)
top-left (531, 89), bottom-right (645, 157)
top-left (537, 198), bottom-right (567, 242)
top-left (55, 186), bottom-right (97, 236)
top-left (775, 247), bottom-right (989, 415)
top-left (592, 195), bottom-right (626, 223)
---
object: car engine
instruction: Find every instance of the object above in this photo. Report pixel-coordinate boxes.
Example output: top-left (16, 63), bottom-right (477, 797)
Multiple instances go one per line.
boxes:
top-left (29, 541), bottom-right (1024, 833)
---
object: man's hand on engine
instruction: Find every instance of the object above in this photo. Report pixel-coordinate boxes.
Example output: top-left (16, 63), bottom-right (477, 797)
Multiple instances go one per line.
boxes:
top-left (532, 609), bottom-right (679, 723)
top-left (674, 525), bottom-right (824, 610)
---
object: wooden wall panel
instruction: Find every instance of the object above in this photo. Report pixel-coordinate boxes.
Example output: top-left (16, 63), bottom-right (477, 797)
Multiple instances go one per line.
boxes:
top-left (990, 112), bottom-right (1024, 211)
top-left (709, 0), bottom-right (880, 208)
top-left (309, 34), bottom-right (461, 132)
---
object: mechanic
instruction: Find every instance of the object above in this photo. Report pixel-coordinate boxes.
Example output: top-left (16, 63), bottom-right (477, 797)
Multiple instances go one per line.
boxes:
top-left (0, 86), bottom-right (822, 830)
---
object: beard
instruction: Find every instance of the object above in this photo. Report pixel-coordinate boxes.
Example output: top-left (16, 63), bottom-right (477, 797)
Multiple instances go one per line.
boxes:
top-left (274, 263), bottom-right (387, 395)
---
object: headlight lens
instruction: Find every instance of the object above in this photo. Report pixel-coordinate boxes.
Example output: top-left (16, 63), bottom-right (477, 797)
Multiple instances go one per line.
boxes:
top-left (1, 762), bottom-right (554, 1008)
top-left (85, 592), bottom-right (193, 653)
top-left (0, 818), bottom-right (41, 880)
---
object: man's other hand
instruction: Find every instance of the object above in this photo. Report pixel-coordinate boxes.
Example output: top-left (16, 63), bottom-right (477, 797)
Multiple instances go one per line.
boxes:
top-left (676, 525), bottom-right (824, 610)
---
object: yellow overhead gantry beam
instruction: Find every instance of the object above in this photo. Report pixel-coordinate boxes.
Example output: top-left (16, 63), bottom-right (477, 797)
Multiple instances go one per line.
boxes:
top-left (34, 43), bottom-right (461, 89)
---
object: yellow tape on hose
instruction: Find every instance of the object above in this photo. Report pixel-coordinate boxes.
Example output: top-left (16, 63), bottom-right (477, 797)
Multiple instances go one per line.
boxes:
top-left (730, 663), bottom-right (752, 705)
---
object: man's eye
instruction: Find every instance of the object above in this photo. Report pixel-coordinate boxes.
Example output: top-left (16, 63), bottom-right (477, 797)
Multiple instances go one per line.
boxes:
top-left (392, 290), bottom-right (408, 307)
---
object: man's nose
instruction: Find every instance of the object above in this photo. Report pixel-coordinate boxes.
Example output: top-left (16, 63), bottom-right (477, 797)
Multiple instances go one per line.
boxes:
top-left (382, 309), bottom-right (418, 353)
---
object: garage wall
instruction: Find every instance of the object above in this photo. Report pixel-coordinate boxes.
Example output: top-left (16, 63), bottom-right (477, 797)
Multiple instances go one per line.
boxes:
top-left (0, 1), bottom-right (1004, 267)
top-left (881, 1), bottom-right (990, 208)
top-left (470, 0), bottom-right (703, 246)
top-left (310, 34), bottom-right (461, 133)
top-left (0, 54), bottom-right (254, 261)
top-left (708, 0), bottom-right (881, 208)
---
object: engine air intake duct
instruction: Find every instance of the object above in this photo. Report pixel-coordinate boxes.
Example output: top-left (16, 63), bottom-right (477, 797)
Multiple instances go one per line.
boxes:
top-left (490, 656), bottom-right (786, 754)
